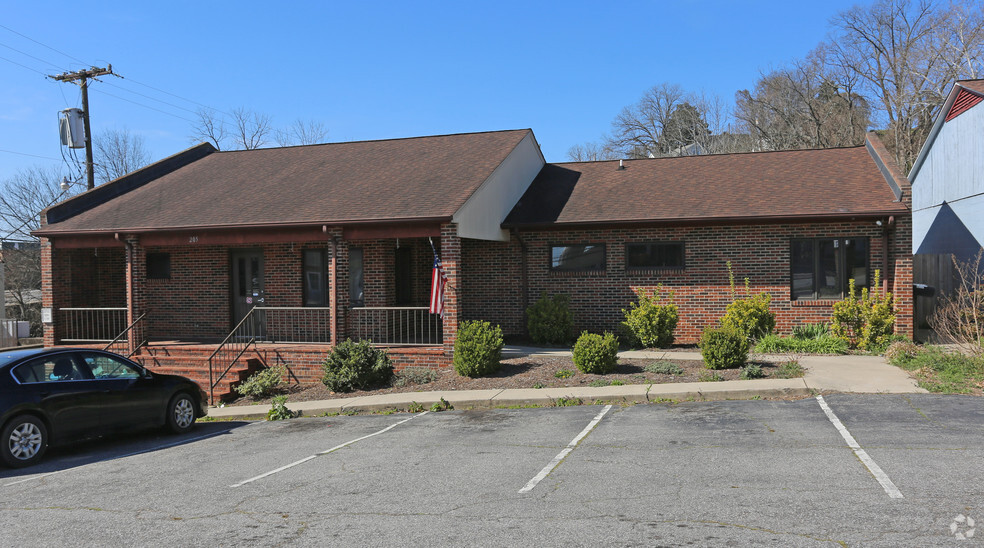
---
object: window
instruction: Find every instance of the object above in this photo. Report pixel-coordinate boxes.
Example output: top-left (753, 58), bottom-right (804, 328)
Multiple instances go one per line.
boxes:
top-left (626, 242), bottom-right (685, 269)
top-left (147, 253), bottom-right (171, 279)
top-left (791, 238), bottom-right (869, 300)
top-left (81, 353), bottom-right (142, 379)
top-left (12, 354), bottom-right (88, 383)
top-left (303, 250), bottom-right (328, 306)
top-left (551, 244), bottom-right (605, 272)
top-left (349, 247), bottom-right (364, 307)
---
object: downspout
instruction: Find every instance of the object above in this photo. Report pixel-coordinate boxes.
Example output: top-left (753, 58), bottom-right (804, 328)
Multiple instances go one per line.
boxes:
top-left (116, 233), bottom-right (136, 355)
top-left (882, 216), bottom-right (893, 294)
top-left (325, 226), bottom-right (338, 345)
top-left (511, 228), bottom-right (529, 314)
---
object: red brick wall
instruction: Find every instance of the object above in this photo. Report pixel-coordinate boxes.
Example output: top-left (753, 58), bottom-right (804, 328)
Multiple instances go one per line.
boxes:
top-left (462, 219), bottom-right (914, 344)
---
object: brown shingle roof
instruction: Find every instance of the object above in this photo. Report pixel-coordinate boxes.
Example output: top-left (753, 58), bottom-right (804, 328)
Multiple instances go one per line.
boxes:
top-left (958, 79), bottom-right (984, 94)
top-left (39, 129), bottom-right (532, 234)
top-left (504, 145), bottom-right (909, 227)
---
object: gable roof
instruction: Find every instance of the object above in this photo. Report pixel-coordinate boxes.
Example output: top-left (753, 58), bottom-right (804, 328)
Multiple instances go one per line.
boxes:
top-left (37, 129), bottom-right (533, 236)
top-left (504, 140), bottom-right (908, 228)
top-left (909, 79), bottom-right (984, 182)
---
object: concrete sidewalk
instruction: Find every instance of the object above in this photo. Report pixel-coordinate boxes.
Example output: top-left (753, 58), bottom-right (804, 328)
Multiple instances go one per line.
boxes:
top-left (209, 347), bottom-right (926, 420)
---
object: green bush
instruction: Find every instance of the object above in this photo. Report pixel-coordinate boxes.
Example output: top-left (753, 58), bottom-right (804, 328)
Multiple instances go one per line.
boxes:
top-left (700, 327), bottom-right (749, 369)
top-left (572, 331), bottom-right (619, 374)
top-left (235, 365), bottom-right (286, 398)
top-left (721, 263), bottom-right (775, 341)
top-left (453, 320), bottom-right (503, 377)
top-left (831, 270), bottom-right (896, 351)
top-left (754, 334), bottom-right (848, 354)
top-left (774, 361), bottom-right (805, 379)
top-left (739, 363), bottom-right (765, 379)
top-left (644, 361), bottom-right (685, 375)
top-left (620, 286), bottom-right (679, 348)
top-left (792, 323), bottom-right (830, 340)
top-left (868, 334), bottom-right (912, 355)
top-left (267, 395), bottom-right (296, 420)
top-left (392, 366), bottom-right (439, 387)
top-left (322, 338), bottom-right (394, 392)
top-left (526, 293), bottom-right (574, 345)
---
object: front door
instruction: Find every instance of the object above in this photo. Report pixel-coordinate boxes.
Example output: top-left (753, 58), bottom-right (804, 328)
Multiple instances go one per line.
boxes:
top-left (231, 249), bottom-right (265, 332)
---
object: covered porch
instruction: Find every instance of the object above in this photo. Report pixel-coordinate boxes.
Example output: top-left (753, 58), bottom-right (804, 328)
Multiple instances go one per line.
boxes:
top-left (40, 222), bottom-right (461, 402)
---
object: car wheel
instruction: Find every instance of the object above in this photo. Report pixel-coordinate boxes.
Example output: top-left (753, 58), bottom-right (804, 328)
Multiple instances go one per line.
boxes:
top-left (2, 415), bottom-right (48, 468)
top-left (166, 393), bottom-right (197, 434)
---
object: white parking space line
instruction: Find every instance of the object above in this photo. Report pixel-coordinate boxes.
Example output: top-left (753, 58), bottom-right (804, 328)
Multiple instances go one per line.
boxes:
top-left (519, 405), bottom-right (612, 494)
top-left (230, 411), bottom-right (429, 488)
top-left (4, 428), bottom-right (237, 487)
top-left (816, 395), bottom-right (903, 499)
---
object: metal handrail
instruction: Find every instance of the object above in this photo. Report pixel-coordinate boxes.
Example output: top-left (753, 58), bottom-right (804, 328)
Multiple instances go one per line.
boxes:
top-left (207, 308), bottom-right (259, 405)
top-left (103, 312), bottom-right (147, 357)
top-left (59, 307), bottom-right (128, 343)
top-left (349, 306), bottom-right (442, 346)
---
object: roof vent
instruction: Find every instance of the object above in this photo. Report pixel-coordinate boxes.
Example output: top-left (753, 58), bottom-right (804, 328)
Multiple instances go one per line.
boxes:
top-left (617, 159), bottom-right (626, 171)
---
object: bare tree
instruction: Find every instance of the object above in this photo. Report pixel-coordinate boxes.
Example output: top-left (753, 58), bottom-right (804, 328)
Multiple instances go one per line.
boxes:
top-left (275, 119), bottom-right (329, 147)
top-left (736, 46), bottom-right (871, 151)
top-left (829, 0), bottom-right (984, 170)
top-left (0, 166), bottom-right (81, 336)
top-left (604, 83), bottom-right (687, 158)
top-left (929, 250), bottom-right (984, 356)
top-left (231, 107), bottom-right (272, 150)
top-left (190, 108), bottom-right (227, 150)
top-left (566, 141), bottom-right (619, 162)
top-left (93, 128), bottom-right (151, 183)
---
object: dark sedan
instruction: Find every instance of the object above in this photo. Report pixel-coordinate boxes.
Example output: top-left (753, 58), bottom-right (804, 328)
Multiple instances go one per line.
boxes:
top-left (0, 347), bottom-right (208, 468)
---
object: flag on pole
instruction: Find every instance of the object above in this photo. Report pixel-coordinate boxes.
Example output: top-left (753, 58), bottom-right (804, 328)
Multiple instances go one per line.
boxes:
top-left (429, 253), bottom-right (447, 317)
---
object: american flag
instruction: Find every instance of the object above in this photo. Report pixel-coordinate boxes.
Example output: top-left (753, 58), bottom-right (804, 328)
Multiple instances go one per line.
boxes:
top-left (430, 254), bottom-right (447, 317)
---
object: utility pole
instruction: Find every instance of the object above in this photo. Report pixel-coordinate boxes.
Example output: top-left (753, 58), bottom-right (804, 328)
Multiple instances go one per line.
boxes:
top-left (49, 65), bottom-right (114, 190)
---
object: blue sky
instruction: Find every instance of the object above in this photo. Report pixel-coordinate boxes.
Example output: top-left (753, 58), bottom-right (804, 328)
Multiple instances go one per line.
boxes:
top-left (1, 0), bottom-right (864, 184)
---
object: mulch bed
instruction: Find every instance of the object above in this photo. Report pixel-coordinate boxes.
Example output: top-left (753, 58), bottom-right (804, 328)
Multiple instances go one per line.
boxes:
top-left (227, 355), bottom-right (798, 406)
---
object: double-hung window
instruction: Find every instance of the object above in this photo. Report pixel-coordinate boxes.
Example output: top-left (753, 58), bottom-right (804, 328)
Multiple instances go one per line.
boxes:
top-left (790, 238), bottom-right (869, 300)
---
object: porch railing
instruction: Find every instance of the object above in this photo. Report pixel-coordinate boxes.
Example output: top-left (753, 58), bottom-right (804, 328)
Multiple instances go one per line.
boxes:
top-left (103, 312), bottom-right (147, 358)
top-left (207, 306), bottom-right (333, 403)
top-left (59, 307), bottom-right (128, 343)
top-left (349, 306), bottom-right (443, 346)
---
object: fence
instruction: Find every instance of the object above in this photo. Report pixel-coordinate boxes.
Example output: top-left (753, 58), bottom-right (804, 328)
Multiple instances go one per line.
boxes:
top-left (59, 308), bottom-right (128, 343)
top-left (349, 307), bottom-right (443, 346)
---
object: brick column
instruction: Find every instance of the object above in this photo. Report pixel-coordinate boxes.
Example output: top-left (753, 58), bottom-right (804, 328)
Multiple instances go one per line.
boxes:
top-left (891, 215), bottom-right (914, 338)
top-left (124, 236), bottom-right (148, 354)
top-left (441, 223), bottom-right (460, 360)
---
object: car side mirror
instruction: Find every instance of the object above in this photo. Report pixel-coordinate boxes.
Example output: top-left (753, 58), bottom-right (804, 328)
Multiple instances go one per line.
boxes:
top-left (142, 370), bottom-right (153, 380)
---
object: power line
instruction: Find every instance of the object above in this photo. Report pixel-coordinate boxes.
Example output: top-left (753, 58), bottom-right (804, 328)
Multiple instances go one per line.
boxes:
top-left (102, 80), bottom-right (205, 116)
top-left (0, 149), bottom-right (62, 162)
top-left (0, 40), bottom-right (62, 71)
top-left (0, 23), bottom-right (88, 65)
top-left (123, 76), bottom-right (233, 118)
top-left (91, 88), bottom-right (197, 124)
top-left (0, 53), bottom-right (47, 76)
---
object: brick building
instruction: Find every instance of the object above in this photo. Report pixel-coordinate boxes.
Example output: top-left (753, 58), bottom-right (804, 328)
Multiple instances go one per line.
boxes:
top-left (34, 129), bottom-right (912, 399)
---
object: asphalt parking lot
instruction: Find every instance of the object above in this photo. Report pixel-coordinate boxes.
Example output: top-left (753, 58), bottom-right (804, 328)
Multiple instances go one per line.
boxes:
top-left (1, 394), bottom-right (982, 546)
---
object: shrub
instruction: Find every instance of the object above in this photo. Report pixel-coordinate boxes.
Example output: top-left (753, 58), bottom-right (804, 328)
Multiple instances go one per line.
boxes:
top-left (774, 361), bottom-right (805, 379)
top-left (792, 323), bottom-right (830, 340)
top-left (884, 340), bottom-right (920, 364)
top-left (700, 326), bottom-right (749, 369)
top-left (754, 334), bottom-right (848, 355)
top-left (831, 270), bottom-right (895, 351)
top-left (235, 365), bottom-right (286, 398)
top-left (929, 251), bottom-right (984, 356)
top-left (644, 361), bottom-right (685, 375)
top-left (267, 395), bottom-right (295, 420)
top-left (322, 338), bottom-right (394, 392)
top-left (392, 366), bottom-right (439, 387)
top-left (453, 320), bottom-right (504, 377)
top-left (572, 331), bottom-right (619, 374)
top-left (526, 293), bottom-right (574, 345)
top-left (721, 266), bottom-right (775, 341)
top-left (739, 363), bottom-right (765, 379)
top-left (620, 286), bottom-right (678, 348)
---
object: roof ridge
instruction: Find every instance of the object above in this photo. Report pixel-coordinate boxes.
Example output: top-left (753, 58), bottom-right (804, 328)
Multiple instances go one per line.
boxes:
top-left (214, 128), bottom-right (533, 154)
top-left (551, 143), bottom-right (868, 167)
